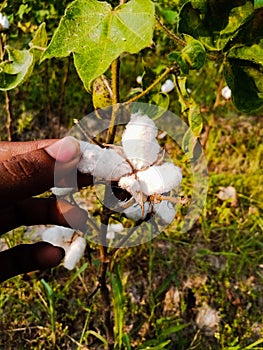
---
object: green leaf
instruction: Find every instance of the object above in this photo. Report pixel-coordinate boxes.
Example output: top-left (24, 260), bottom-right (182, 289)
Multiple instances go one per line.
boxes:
top-left (254, 0), bottom-right (263, 8)
top-left (0, 47), bottom-right (34, 91)
top-left (178, 0), bottom-right (254, 50)
top-left (224, 58), bottom-right (263, 113)
top-left (29, 22), bottom-right (48, 61)
top-left (42, 0), bottom-right (155, 90)
top-left (150, 92), bottom-right (170, 120)
top-left (169, 34), bottom-right (206, 73)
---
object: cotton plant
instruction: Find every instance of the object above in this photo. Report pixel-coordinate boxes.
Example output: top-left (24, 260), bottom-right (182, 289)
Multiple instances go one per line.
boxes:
top-left (53, 111), bottom-right (182, 223)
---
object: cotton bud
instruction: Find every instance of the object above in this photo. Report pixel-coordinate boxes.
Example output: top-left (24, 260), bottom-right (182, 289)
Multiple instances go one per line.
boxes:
top-left (78, 142), bottom-right (132, 181)
top-left (122, 112), bottom-right (160, 170)
top-left (42, 226), bottom-right (86, 270)
top-left (221, 86), bottom-right (231, 100)
top-left (161, 79), bottom-right (175, 93)
top-left (137, 162), bottom-right (182, 195)
top-left (0, 13), bottom-right (9, 30)
top-left (154, 200), bottom-right (176, 225)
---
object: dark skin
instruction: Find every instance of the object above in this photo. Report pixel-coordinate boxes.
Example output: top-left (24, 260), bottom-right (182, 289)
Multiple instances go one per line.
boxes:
top-left (0, 137), bottom-right (92, 283)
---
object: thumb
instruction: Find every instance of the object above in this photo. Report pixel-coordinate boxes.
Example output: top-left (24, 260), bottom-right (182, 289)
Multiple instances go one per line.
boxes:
top-left (0, 137), bottom-right (80, 208)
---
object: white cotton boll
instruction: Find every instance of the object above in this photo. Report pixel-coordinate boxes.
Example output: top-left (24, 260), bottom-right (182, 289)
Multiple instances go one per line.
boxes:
top-left (42, 226), bottom-right (75, 251)
top-left (108, 223), bottom-right (124, 233)
top-left (106, 223), bottom-right (124, 239)
top-left (119, 175), bottom-right (144, 204)
top-left (0, 13), bottom-right (9, 30)
top-left (123, 112), bottom-right (158, 143)
top-left (63, 236), bottom-right (86, 270)
top-left (78, 145), bottom-right (132, 181)
top-left (122, 112), bottom-right (160, 170)
top-left (123, 202), bottom-right (150, 221)
top-left (122, 139), bottom-right (160, 170)
top-left (154, 200), bottom-right (176, 225)
top-left (137, 162), bottom-right (182, 195)
top-left (221, 86), bottom-right (231, 100)
top-left (51, 187), bottom-right (74, 196)
top-left (78, 142), bottom-right (104, 174)
top-left (161, 79), bottom-right (175, 93)
top-left (136, 75), bottom-right (142, 84)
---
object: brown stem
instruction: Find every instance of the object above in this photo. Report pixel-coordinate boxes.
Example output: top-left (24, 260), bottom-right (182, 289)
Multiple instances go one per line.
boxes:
top-left (106, 58), bottom-right (120, 144)
top-left (5, 90), bottom-right (13, 141)
top-left (45, 61), bottom-right (53, 135)
top-left (155, 15), bottom-right (186, 48)
top-left (57, 58), bottom-right (70, 137)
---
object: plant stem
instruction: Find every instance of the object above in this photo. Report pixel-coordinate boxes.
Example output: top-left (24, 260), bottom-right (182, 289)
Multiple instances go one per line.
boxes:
top-left (57, 57), bottom-right (70, 137)
top-left (106, 58), bottom-right (120, 144)
top-left (5, 90), bottom-right (13, 141)
top-left (155, 15), bottom-right (186, 48)
top-left (125, 66), bottom-right (172, 105)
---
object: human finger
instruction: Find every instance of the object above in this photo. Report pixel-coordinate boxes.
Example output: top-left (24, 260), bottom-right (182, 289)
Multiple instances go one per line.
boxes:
top-left (0, 197), bottom-right (88, 235)
top-left (0, 137), bottom-right (80, 209)
top-left (0, 139), bottom-right (57, 162)
top-left (0, 242), bottom-right (65, 283)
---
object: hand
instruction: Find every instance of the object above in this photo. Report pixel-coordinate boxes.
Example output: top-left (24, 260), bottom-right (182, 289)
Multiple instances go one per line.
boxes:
top-left (0, 137), bottom-right (92, 282)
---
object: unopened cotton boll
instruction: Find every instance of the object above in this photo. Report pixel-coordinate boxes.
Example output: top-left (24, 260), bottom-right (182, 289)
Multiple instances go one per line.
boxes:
top-left (137, 162), bottom-right (182, 195)
top-left (122, 112), bottom-right (160, 170)
top-left (161, 79), bottom-right (175, 93)
top-left (63, 236), bottom-right (86, 270)
top-left (154, 200), bottom-right (176, 225)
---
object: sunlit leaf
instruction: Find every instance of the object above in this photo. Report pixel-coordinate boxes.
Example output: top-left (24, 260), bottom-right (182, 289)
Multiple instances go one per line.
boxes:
top-left (0, 47), bottom-right (34, 91)
top-left (42, 0), bottom-right (155, 90)
top-left (169, 35), bottom-right (206, 74)
top-left (92, 75), bottom-right (113, 111)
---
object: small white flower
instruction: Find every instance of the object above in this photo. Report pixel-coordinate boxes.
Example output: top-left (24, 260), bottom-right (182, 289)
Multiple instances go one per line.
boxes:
top-left (221, 86), bottom-right (231, 100)
top-left (0, 13), bottom-right (9, 30)
top-left (42, 226), bottom-right (86, 270)
top-left (161, 79), bottom-right (175, 93)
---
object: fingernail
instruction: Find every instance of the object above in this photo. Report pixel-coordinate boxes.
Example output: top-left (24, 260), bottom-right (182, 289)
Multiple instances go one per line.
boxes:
top-left (45, 136), bottom-right (80, 162)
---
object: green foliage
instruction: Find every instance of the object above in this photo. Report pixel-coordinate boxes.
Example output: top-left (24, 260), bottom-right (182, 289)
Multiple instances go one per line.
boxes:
top-left (0, 23), bottom-right (47, 90)
top-left (42, 0), bottom-right (155, 90)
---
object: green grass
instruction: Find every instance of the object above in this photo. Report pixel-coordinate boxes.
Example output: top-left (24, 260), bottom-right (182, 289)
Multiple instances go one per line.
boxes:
top-left (0, 112), bottom-right (263, 350)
